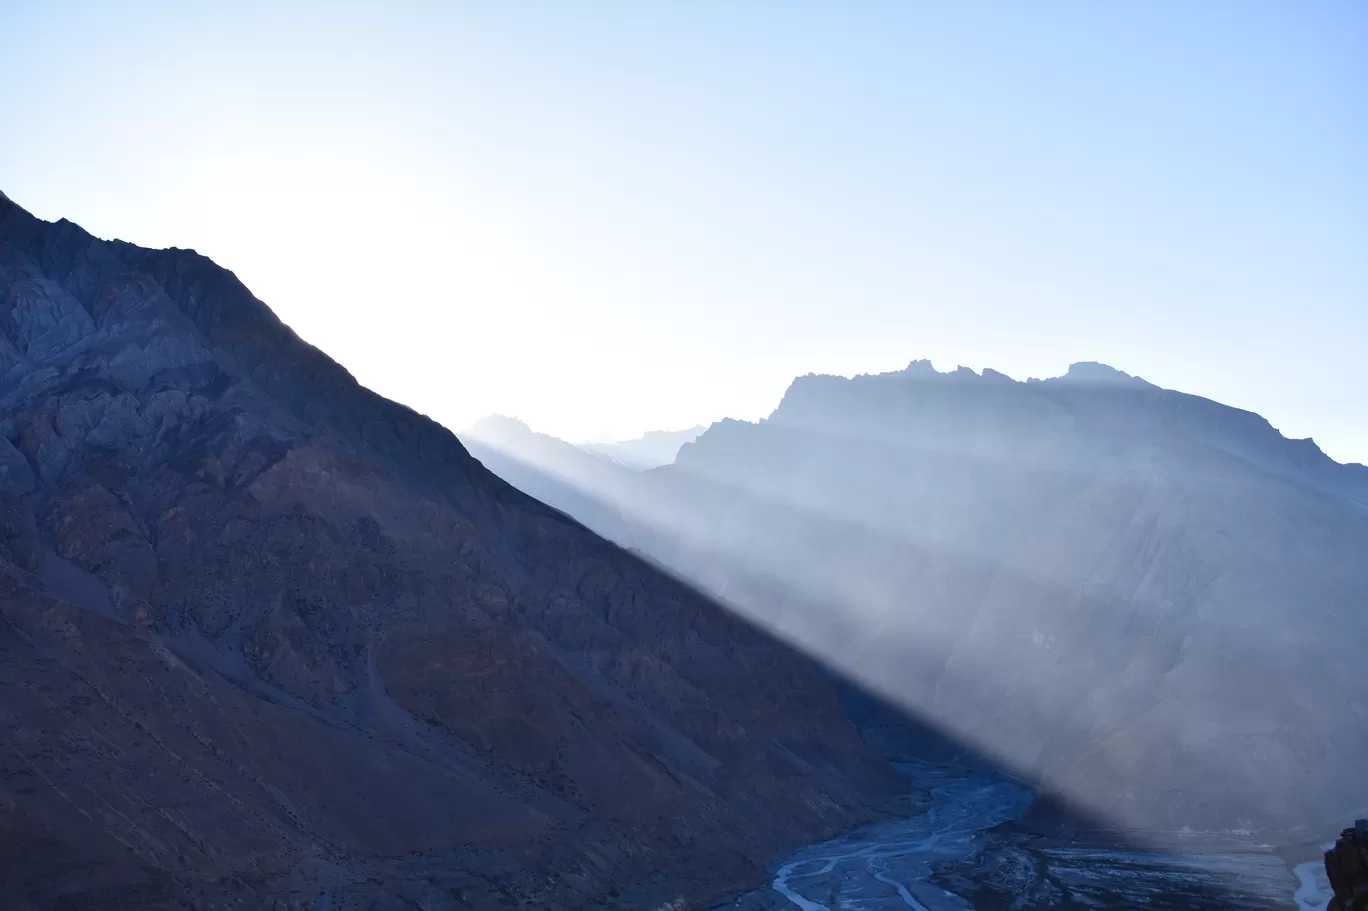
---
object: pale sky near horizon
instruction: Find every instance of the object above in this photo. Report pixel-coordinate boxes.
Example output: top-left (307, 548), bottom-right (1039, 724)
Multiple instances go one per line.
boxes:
top-left (3, 2), bottom-right (1365, 461)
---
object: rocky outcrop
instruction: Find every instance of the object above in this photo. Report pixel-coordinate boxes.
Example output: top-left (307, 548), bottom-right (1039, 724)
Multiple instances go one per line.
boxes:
top-left (0, 194), bottom-right (905, 910)
top-left (1328, 821), bottom-right (1368, 911)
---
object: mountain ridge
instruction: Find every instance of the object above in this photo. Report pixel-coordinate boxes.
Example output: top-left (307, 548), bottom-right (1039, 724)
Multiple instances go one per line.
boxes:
top-left (0, 192), bottom-right (912, 910)
top-left (765, 361), bottom-right (1367, 510)
top-left (467, 352), bottom-right (1368, 842)
top-left (793, 358), bottom-right (1362, 469)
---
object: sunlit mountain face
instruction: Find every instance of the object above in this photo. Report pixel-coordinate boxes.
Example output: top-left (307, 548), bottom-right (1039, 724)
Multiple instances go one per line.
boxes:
top-left (462, 360), bottom-right (1368, 860)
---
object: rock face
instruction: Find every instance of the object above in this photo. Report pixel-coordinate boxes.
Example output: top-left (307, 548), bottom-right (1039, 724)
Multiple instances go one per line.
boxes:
top-left (1327, 821), bottom-right (1368, 911)
top-left (0, 195), bottom-right (906, 910)
top-left (467, 362), bottom-right (1368, 842)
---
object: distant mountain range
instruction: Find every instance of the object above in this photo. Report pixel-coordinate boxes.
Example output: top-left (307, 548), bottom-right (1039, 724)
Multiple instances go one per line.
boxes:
top-left (0, 193), bottom-right (913, 910)
top-left (578, 425), bottom-right (705, 470)
top-left (462, 358), bottom-right (1368, 843)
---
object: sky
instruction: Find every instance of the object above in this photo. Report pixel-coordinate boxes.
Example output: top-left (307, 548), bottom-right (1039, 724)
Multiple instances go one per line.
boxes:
top-left (2, 1), bottom-right (1365, 461)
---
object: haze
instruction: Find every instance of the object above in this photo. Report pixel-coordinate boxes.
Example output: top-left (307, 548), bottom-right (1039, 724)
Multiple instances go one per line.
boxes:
top-left (2, 1), bottom-right (1365, 462)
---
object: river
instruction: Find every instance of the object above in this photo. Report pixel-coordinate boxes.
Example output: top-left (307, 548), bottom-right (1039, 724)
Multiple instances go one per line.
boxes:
top-left (715, 761), bottom-right (1314, 911)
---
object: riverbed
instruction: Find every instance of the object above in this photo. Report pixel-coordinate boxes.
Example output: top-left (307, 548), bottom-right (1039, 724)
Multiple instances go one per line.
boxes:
top-left (715, 762), bottom-right (1309, 910)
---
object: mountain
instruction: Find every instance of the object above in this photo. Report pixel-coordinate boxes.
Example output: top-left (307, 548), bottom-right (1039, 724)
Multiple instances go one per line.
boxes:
top-left (474, 359), bottom-right (1368, 844)
top-left (460, 415), bottom-right (643, 544)
top-left (0, 193), bottom-right (910, 910)
top-left (579, 426), bottom-right (706, 470)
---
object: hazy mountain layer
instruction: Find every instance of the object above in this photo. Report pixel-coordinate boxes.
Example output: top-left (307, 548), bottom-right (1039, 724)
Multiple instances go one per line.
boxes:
top-left (579, 426), bottom-right (705, 470)
top-left (468, 361), bottom-right (1368, 843)
top-left (0, 194), bottom-right (908, 910)
top-left (462, 415), bottom-right (644, 545)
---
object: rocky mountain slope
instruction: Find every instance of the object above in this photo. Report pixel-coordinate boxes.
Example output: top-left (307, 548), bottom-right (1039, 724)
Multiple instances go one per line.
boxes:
top-left (470, 359), bottom-right (1368, 844)
top-left (0, 193), bottom-right (908, 910)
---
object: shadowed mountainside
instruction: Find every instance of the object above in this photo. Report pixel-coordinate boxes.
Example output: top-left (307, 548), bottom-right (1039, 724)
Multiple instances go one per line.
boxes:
top-left (464, 360), bottom-right (1368, 846)
top-left (0, 193), bottom-right (921, 910)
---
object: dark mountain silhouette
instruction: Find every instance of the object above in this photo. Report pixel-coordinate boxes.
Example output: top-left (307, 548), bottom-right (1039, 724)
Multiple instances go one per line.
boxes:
top-left (468, 359), bottom-right (1368, 846)
top-left (0, 194), bottom-right (922, 910)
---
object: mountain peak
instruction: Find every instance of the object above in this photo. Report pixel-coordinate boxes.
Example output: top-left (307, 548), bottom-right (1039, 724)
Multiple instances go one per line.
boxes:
top-left (468, 413), bottom-right (531, 432)
top-left (887, 360), bottom-right (993, 382)
top-left (895, 358), bottom-right (941, 378)
top-left (465, 414), bottom-right (539, 445)
top-left (885, 359), bottom-right (1152, 389)
top-left (1047, 361), bottom-right (1153, 388)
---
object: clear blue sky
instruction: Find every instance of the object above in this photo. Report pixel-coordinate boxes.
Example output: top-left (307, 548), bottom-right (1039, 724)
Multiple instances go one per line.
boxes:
top-left (3, 1), bottom-right (1365, 462)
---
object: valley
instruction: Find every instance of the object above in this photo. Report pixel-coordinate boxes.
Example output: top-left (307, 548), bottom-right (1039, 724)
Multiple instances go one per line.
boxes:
top-left (720, 762), bottom-right (1306, 911)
